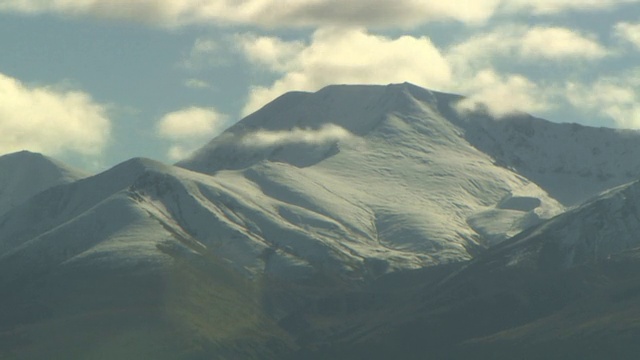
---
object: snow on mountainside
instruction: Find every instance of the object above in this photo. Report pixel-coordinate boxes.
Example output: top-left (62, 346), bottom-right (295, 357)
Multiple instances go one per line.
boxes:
top-left (178, 83), bottom-right (565, 274)
top-left (482, 178), bottom-right (640, 271)
top-left (5, 84), bottom-right (640, 359)
top-left (451, 112), bottom-right (640, 206)
top-left (0, 157), bottom-right (294, 359)
top-left (184, 83), bottom-right (640, 208)
top-left (0, 158), bottom-right (173, 270)
top-left (0, 151), bottom-right (85, 216)
top-left (0, 83), bottom-right (563, 285)
top-left (4, 83), bottom-right (640, 282)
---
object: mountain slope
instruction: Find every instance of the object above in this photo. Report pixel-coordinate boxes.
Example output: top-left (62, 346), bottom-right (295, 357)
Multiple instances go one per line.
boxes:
top-left (470, 178), bottom-right (640, 272)
top-left (0, 151), bottom-right (85, 216)
top-left (178, 83), bottom-right (565, 273)
top-left (296, 177), bottom-right (640, 359)
top-left (0, 158), bottom-right (294, 359)
top-left (5, 83), bottom-right (640, 359)
top-left (451, 111), bottom-right (640, 206)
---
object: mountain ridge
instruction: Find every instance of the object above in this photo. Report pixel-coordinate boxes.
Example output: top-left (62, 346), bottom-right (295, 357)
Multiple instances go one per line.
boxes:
top-left (0, 150), bottom-right (86, 216)
top-left (4, 83), bottom-right (640, 359)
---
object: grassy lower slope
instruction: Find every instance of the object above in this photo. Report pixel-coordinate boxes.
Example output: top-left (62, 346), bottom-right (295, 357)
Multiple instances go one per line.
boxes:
top-left (0, 243), bottom-right (294, 360)
top-left (289, 247), bottom-right (640, 359)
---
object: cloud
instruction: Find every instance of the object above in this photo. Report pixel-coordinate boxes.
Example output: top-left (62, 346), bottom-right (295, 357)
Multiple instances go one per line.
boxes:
top-left (519, 27), bottom-right (608, 60)
top-left (500, 0), bottom-right (640, 15)
top-left (240, 124), bottom-right (352, 148)
top-left (157, 106), bottom-right (227, 140)
top-left (0, 0), bottom-right (502, 28)
top-left (0, 72), bottom-right (110, 157)
top-left (235, 34), bottom-right (306, 72)
top-left (239, 27), bottom-right (452, 115)
top-left (180, 38), bottom-right (225, 70)
top-left (447, 25), bottom-right (608, 72)
top-left (445, 26), bottom-right (606, 118)
top-left (184, 78), bottom-right (211, 89)
top-left (156, 106), bottom-right (228, 160)
top-left (455, 69), bottom-right (552, 117)
top-left (166, 145), bottom-right (193, 161)
top-left (9, 0), bottom-right (636, 29)
top-left (565, 75), bottom-right (640, 128)
top-left (240, 25), bottom-right (599, 119)
top-left (614, 22), bottom-right (640, 50)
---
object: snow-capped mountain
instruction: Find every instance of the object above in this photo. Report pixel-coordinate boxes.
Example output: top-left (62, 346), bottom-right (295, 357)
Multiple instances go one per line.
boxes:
top-left (453, 111), bottom-right (640, 206)
top-left (322, 177), bottom-right (640, 360)
top-left (5, 83), bottom-right (640, 284)
top-left (0, 158), bottom-right (293, 359)
top-left (0, 151), bottom-right (85, 216)
top-left (177, 83), bottom-right (568, 274)
top-left (4, 83), bottom-right (640, 359)
top-left (476, 178), bottom-right (640, 271)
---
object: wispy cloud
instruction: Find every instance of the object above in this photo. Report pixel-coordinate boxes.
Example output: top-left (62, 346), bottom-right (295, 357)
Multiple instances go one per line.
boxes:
top-left (447, 25), bottom-right (608, 70)
top-left (519, 27), bottom-right (609, 60)
top-left (180, 38), bottom-right (225, 70)
top-left (184, 78), bottom-right (212, 89)
top-left (240, 124), bottom-right (352, 148)
top-left (566, 73), bottom-right (640, 128)
top-left (614, 22), bottom-right (640, 50)
top-left (0, 72), bottom-right (111, 157)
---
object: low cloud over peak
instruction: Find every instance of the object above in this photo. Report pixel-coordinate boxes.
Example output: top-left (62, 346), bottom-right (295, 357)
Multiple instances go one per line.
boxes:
top-left (239, 27), bottom-right (452, 116)
top-left (240, 124), bottom-right (353, 148)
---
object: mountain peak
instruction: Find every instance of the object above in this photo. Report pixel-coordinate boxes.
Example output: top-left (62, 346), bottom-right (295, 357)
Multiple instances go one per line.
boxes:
top-left (1, 150), bottom-right (61, 168)
top-left (234, 83), bottom-right (451, 135)
top-left (110, 157), bottom-right (172, 175)
top-left (0, 151), bottom-right (85, 216)
top-left (178, 83), bottom-right (463, 174)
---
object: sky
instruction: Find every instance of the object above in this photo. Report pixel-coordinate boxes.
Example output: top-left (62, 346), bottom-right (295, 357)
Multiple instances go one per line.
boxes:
top-left (1, 0), bottom-right (640, 172)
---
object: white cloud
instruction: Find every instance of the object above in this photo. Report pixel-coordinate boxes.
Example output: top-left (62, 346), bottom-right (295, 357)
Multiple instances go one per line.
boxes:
top-left (447, 25), bottom-right (608, 72)
top-left (240, 25), bottom-right (597, 119)
top-left (180, 38), bottom-right (225, 70)
top-left (566, 75), bottom-right (640, 128)
top-left (12, 0), bottom-right (636, 29)
top-left (519, 27), bottom-right (608, 60)
top-left (241, 124), bottom-right (352, 148)
top-left (0, 72), bottom-right (110, 157)
top-left (501, 0), bottom-right (640, 15)
top-left (235, 34), bottom-right (306, 72)
top-left (166, 145), bottom-right (192, 161)
top-left (239, 27), bottom-right (452, 115)
top-left (184, 78), bottom-right (211, 89)
top-left (455, 69), bottom-right (551, 117)
top-left (445, 26), bottom-right (606, 118)
top-left (0, 0), bottom-right (502, 28)
top-left (156, 106), bottom-right (228, 161)
top-left (615, 22), bottom-right (640, 50)
top-left (157, 106), bottom-right (226, 140)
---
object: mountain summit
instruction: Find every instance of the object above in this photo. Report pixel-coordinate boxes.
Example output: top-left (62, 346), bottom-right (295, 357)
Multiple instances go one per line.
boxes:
top-left (177, 83), bottom-right (568, 275)
top-left (4, 83), bottom-right (640, 282)
top-left (4, 83), bottom-right (640, 359)
top-left (0, 150), bottom-right (85, 216)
